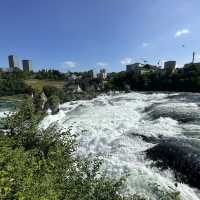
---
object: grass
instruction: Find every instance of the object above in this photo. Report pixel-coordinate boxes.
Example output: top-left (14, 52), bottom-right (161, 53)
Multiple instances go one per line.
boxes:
top-left (0, 79), bottom-right (65, 102)
top-left (26, 79), bottom-right (65, 91)
top-left (0, 94), bottom-right (26, 102)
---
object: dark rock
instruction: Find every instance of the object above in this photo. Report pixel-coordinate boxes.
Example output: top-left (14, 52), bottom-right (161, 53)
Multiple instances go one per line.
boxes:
top-left (146, 139), bottom-right (200, 189)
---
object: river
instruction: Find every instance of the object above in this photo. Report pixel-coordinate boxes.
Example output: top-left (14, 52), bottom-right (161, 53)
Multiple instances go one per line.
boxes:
top-left (3, 92), bottom-right (200, 199)
top-left (0, 99), bottom-right (17, 118)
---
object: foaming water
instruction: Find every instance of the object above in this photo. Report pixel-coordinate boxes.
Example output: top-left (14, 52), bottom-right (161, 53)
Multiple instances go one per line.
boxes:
top-left (0, 100), bottom-right (17, 119)
top-left (41, 92), bottom-right (200, 200)
top-left (0, 111), bottom-right (11, 118)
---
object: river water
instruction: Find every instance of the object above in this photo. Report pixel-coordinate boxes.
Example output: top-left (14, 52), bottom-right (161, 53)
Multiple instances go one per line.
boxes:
top-left (4, 92), bottom-right (200, 199)
top-left (0, 100), bottom-right (17, 118)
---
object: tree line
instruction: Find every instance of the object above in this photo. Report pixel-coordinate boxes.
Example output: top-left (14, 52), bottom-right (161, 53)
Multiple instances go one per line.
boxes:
top-left (106, 64), bottom-right (200, 92)
top-left (1, 64), bottom-right (200, 101)
top-left (0, 69), bottom-right (32, 96)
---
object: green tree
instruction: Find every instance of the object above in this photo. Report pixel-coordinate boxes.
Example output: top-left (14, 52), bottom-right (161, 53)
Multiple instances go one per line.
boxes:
top-left (43, 85), bottom-right (64, 102)
top-left (46, 95), bottom-right (60, 114)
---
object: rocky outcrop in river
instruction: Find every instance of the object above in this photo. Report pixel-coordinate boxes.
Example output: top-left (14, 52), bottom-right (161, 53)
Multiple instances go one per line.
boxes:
top-left (146, 138), bottom-right (200, 189)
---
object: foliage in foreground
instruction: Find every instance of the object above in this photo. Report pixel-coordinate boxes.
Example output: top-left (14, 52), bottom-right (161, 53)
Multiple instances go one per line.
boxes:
top-left (0, 99), bottom-right (180, 200)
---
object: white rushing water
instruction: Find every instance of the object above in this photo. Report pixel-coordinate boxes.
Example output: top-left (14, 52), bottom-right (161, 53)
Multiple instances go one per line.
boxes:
top-left (0, 110), bottom-right (14, 118)
top-left (40, 92), bottom-right (200, 200)
top-left (0, 100), bottom-right (16, 119)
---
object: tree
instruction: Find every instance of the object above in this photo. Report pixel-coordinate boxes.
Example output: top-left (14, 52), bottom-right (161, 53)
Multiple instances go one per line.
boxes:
top-left (43, 85), bottom-right (64, 102)
top-left (46, 95), bottom-right (60, 114)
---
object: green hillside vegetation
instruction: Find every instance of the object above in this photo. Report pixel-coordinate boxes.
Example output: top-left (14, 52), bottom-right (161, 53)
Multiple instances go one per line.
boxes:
top-left (0, 69), bottom-right (32, 97)
top-left (26, 79), bottom-right (65, 91)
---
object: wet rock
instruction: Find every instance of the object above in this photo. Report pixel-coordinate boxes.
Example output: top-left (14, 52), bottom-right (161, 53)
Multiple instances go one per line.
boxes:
top-left (147, 103), bottom-right (200, 123)
top-left (146, 139), bottom-right (200, 189)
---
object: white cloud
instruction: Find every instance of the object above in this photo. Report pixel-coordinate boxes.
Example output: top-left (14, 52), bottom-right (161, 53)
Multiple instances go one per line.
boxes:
top-left (176, 63), bottom-right (184, 68)
top-left (62, 61), bottom-right (78, 68)
top-left (97, 62), bottom-right (109, 68)
top-left (142, 42), bottom-right (149, 47)
top-left (175, 29), bottom-right (190, 37)
top-left (120, 57), bottom-right (133, 65)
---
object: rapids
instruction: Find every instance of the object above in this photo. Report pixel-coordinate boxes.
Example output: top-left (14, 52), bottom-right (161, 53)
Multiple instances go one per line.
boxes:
top-left (0, 100), bottom-right (16, 118)
top-left (40, 92), bottom-right (200, 200)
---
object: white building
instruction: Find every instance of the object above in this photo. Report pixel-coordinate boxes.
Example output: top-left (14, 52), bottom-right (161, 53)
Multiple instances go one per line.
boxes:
top-left (164, 61), bottom-right (176, 73)
top-left (68, 74), bottom-right (78, 81)
top-left (126, 63), bottom-right (145, 72)
top-left (98, 68), bottom-right (107, 80)
top-left (88, 69), bottom-right (97, 79)
top-left (126, 63), bottom-right (158, 75)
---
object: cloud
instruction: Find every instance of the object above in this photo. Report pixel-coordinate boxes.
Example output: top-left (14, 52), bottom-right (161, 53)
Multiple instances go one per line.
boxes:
top-left (175, 29), bottom-right (190, 37)
top-left (62, 61), bottom-right (78, 68)
top-left (142, 42), bottom-right (150, 47)
top-left (97, 62), bottom-right (109, 68)
top-left (176, 63), bottom-right (184, 68)
top-left (120, 57), bottom-right (133, 65)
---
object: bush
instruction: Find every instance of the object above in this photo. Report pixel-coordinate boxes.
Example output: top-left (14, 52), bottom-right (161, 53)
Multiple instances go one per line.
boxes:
top-left (43, 85), bottom-right (64, 102)
top-left (46, 95), bottom-right (60, 114)
top-left (32, 90), bottom-right (48, 113)
top-left (0, 78), bottom-right (32, 96)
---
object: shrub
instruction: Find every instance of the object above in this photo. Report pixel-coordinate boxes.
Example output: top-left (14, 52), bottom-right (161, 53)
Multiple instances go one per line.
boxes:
top-left (46, 95), bottom-right (60, 114)
top-left (0, 78), bottom-right (32, 96)
top-left (43, 85), bottom-right (64, 102)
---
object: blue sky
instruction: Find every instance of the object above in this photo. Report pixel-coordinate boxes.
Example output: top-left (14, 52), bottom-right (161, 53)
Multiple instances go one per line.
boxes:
top-left (0, 0), bottom-right (200, 72)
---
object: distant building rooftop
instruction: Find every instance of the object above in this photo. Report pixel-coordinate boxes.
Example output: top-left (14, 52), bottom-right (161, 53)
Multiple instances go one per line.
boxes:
top-left (126, 63), bottom-right (158, 74)
top-left (126, 63), bottom-right (144, 72)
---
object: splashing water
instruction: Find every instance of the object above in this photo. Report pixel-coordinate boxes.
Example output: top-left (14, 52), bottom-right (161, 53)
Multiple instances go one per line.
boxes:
top-left (40, 92), bottom-right (200, 200)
